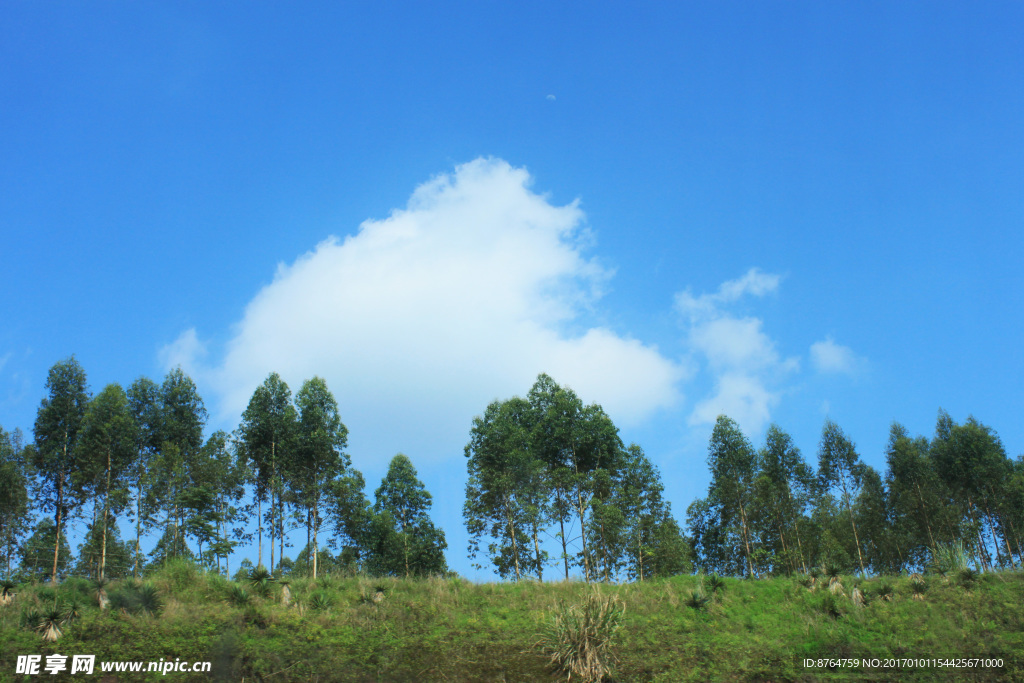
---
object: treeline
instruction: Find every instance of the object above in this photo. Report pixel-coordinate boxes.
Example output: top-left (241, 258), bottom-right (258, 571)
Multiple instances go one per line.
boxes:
top-left (0, 357), bottom-right (447, 583)
top-left (463, 374), bottom-right (690, 582)
top-left (689, 414), bottom-right (1024, 577)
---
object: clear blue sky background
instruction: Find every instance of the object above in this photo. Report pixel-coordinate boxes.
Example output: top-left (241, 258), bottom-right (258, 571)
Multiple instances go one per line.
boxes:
top-left (2, 2), bottom-right (1021, 580)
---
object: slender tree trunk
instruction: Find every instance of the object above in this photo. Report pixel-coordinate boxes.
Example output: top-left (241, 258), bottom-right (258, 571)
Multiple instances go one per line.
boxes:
top-left (312, 500), bottom-right (319, 580)
top-left (967, 498), bottom-right (991, 570)
top-left (531, 523), bottom-right (543, 581)
top-left (737, 499), bottom-right (755, 579)
top-left (504, 497), bottom-right (521, 581)
top-left (840, 477), bottom-right (867, 576)
top-left (983, 503), bottom-right (1005, 568)
top-left (558, 502), bottom-right (569, 580)
top-left (986, 487), bottom-right (1017, 569)
top-left (134, 484), bottom-right (142, 578)
top-left (52, 437), bottom-right (68, 584)
top-left (778, 518), bottom-right (792, 574)
top-left (914, 481), bottom-right (938, 553)
top-left (257, 496), bottom-right (263, 568)
top-left (100, 448), bottom-right (111, 580)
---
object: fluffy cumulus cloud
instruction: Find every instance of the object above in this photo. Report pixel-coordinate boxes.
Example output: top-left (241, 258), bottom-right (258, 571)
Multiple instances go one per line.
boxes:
top-left (676, 269), bottom-right (798, 436)
top-left (810, 336), bottom-right (866, 376)
top-left (164, 158), bottom-right (682, 464)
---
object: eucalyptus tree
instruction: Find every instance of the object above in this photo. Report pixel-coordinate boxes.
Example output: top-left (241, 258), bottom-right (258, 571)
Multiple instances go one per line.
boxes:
top-left (0, 427), bottom-right (31, 578)
top-left (197, 431), bottom-right (249, 574)
top-left (705, 416), bottom-right (759, 578)
top-left (652, 511), bottom-right (692, 577)
top-left (239, 373), bottom-right (297, 572)
top-left (126, 377), bottom-right (162, 576)
top-left (528, 377), bottom-right (622, 582)
top-left (369, 453), bottom-right (447, 577)
top-left (817, 419), bottom-right (867, 576)
top-left (756, 424), bottom-right (814, 574)
top-left (79, 383), bottom-right (136, 580)
top-left (294, 377), bottom-right (348, 579)
top-left (854, 465), bottom-right (896, 573)
top-left (614, 444), bottom-right (675, 581)
top-left (932, 413), bottom-right (1015, 569)
top-left (154, 368), bottom-right (207, 561)
top-left (884, 423), bottom-right (950, 568)
top-left (464, 397), bottom-right (544, 580)
top-left (19, 518), bottom-right (71, 581)
top-left (33, 356), bottom-right (91, 583)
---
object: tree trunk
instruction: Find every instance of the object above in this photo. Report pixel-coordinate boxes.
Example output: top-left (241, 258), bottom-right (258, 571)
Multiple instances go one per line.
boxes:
top-left (914, 481), bottom-right (938, 553)
top-left (737, 499), bottom-right (755, 579)
top-left (134, 483), bottom-right (142, 578)
top-left (504, 499), bottom-right (521, 581)
top-left (51, 437), bottom-right (68, 584)
top-left (312, 500), bottom-right (319, 580)
top-left (840, 476), bottom-right (867, 576)
top-left (558, 504), bottom-right (569, 580)
top-left (257, 496), bottom-right (263, 568)
top-left (532, 523), bottom-right (543, 581)
top-left (100, 448), bottom-right (111, 580)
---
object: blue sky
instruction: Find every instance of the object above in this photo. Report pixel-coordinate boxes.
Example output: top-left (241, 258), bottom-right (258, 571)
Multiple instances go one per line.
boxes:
top-left (2, 2), bottom-right (1022, 580)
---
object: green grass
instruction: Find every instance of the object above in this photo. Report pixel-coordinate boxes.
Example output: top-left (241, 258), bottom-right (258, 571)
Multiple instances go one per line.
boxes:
top-left (1, 567), bottom-right (1022, 681)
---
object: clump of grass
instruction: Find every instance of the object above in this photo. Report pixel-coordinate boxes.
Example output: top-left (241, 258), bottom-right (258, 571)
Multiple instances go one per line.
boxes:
top-left (686, 590), bottom-right (711, 611)
top-left (850, 586), bottom-right (865, 608)
top-left (930, 540), bottom-right (969, 577)
top-left (226, 584), bottom-right (251, 607)
top-left (537, 587), bottom-right (625, 683)
top-left (0, 579), bottom-right (17, 606)
top-left (957, 567), bottom-right (979, 590)
top-left (707, 573), bottom-right (726, 595)
top-left (874, 582), bottom-right (894, 602)
top-left (109, 582), bottom-right (163, 616)
top-left (909, 574), bottom-right (928, 600)
top-left (820, 593), bottom-right (847, 620)
top-left (308, 591), bottom-right (334, 612)
top-left (35, 607), bottom-right (67, 642)
top-left (248, 566), bottom-right (275, 598)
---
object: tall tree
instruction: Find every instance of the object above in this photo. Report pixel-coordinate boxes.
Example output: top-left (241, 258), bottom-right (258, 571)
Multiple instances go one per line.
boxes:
top-left (818, 419), bottom-right (867, 576)
top-left (706, 416), bottom-right (758, 579)
top-left (0, 427), bottom-right (32, 578)
top-left (368, 453), bottom-right (447, 577)
top-left (464, 397), bottom-right (540, 580)
top-left (154, 368), bottom-right (207, 562)
top-left (126, 377), bottom-right (162, 576)
top-left (613, 444), bottom-right (678, 581)
top-left (757, 424), bottom-right (814, 574)
top-left (294, 377), bottom-right (348, 579)
top-left (884, 422), bottom-right (948, 570)
top-left (79, 383), bottom-right (136, 579)
top-left (239, 373), bottom-right (297, 572)
top-left (532, 379), bottom-right (621, 582)
top-left (33, 356), bottom-right (90, 583)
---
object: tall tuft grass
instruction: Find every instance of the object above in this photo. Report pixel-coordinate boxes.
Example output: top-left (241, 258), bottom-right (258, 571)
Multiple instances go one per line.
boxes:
top-left (930, 540), bottom-right (970, 576)
top-left (537, 586), bottom-right (625, 683)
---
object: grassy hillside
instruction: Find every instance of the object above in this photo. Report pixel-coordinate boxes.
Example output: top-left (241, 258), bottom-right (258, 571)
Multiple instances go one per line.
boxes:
top-left (2, 562), bottom-right (1022, 682)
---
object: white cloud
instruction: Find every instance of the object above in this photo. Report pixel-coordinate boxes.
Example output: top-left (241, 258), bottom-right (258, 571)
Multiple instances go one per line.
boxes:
top-left (674, 267), bottom-right (781, 319)
top-left (690, 373), bottom-right (779, 433)
top-left (159, 328), bottom-right (206, 375)
top-left (168, 158), bottom-right (682, 465)
top-left (810, 336), bottom-right (865, 375)
top-left (676, 268), bottom-right (795, 436)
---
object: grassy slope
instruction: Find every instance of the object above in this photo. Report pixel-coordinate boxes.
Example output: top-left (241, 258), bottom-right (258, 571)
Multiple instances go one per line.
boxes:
top-left (1, 564), bottom-right (1022, 682)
